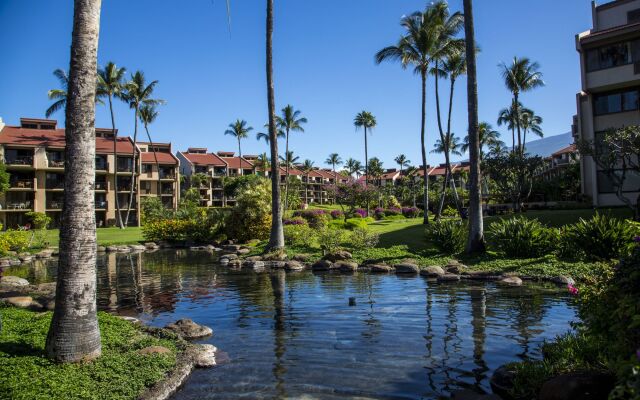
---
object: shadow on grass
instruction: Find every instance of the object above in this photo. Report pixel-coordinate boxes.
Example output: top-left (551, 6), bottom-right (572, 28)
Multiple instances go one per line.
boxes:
top-left (0, 341), bottom-right (45, 358)
top-left (377, 222), bottom-right (428, 254)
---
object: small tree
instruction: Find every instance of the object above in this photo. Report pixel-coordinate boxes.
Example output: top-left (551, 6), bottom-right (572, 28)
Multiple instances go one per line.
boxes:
top-left (579, 125), bottom-right (640, 220)
top-left (326, 179), bottom-right (378, 222)
top-left (483, 152), bottom-right (544, 211)
top-left (0, 162), bottom-right (10, 195)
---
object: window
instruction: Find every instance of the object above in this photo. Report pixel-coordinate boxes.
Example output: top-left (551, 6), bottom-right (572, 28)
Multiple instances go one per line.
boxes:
top-left (594, 89), bottom-right (640, 115)
top-left (586, 40), bottom-right (636, 72)
top-left (142, 164), bottom-right (152, 173)
top-left (628, 9), bottom-right (640, 24)
top-left (597, 169), bottom-right (640, 194)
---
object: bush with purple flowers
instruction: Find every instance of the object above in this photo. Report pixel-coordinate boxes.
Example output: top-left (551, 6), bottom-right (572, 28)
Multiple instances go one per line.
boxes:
top-left (330, 209), bottom-right (344, 219)
top-left (402, 207), bottom-right (420, 218)
top-left (353, 208), bottom-right (368, 218)
top-left (292, 209), bottom-right (330, 228)
top-left (283, 217), bottom-right (307, 226)
top-left (374, 207), bottom-right (386, 220)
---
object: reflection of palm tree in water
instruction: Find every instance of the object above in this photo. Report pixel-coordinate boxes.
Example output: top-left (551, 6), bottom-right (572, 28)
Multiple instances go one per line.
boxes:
top-left (470, 287), bottom-right (489, 387)
top-left (424, 283), bottom-right (436, 391)
top-left (270, 270), bottom-right (286, 398)
top-left (512, 293), bottom-right (547, 360)
top-left (441, 286), bottom-right (461, 393)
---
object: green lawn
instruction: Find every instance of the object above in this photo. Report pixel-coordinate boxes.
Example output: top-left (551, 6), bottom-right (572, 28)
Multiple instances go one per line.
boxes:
top-left (45, 227), bottom-right (144, 248)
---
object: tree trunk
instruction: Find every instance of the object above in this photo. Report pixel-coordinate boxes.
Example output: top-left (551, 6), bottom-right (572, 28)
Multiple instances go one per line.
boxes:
top-left (434, 59), bottom-right (446, 220)
top-left (238, 138), bottom-right (242, 159)
top-left (514, 93), bottom-right (522, 155)
top-left (266, 0), bottom-right (284, 250)
top-left (445, 78), bottom-right (463, 217)
top-left (124, 106), bottom-right (138, 227)
top-left (420, 69), bottom-right (429, 225)
top-left (46, 0), bottom-right (102, 363)
top-left (283, 130), bottom-right (290, 211)
top-left (108, 95), bottom-right (124, 228)
top-left (463, 0), bottom-right (485, 254)
top-left (364, 126), bottom-right (370, 215)
top-left (522, 128), bottom-right (527, 155)
top-left (143, 123), bottom-right (161, 203)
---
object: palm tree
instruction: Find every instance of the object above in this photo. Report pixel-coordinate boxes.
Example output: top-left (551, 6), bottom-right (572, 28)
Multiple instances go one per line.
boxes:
top-left (368, 157), bottom-right (384, 187)
top-left (325, 153), bottom-right (342, 174)
top-left (462, 122), bottom-right (502, 162)
top-left (432, 135), bottom-right (462, 157)
top-left (97, 62), bottom-right (126, 228)
top-left (278, 150), bottom-right (299, 169)
top-left (345, 158), bottom-right (361, 178)
top-left (256, 126), bottom-right (284, 145)
top-left (499, 57), bottom-right (545, 154)
top-left (431, 134), bottom-right (462, 217)
top-left (463, 0), bottom-right (485, 253)
top-left (122, 71), bottom-right (163, 227)
top-left (497, 102), bottom-right (518, 153)
top-left (255, 152), bottom-right (271, 175)
top-left (276, 105), bottom-right (307, 211)
top-left (520, 108), bottom-right (543, 151)
top-left (266, 0), bottom-right (284, 250)
top-left (45, 69), bottom-right (69, 118)
top-left (225, 119), bottom-right (253, 158)
top-left (376, 2), bottom-right (462, 224)
top-left (394, 154), bottom-right (411, 174)
top-left (353, 111), bottom-right (376, 186)
top-left (300, 159), bottom-right (315, 205)
top-left (46, 0), bottom-right (102, 363)
top-left (139, 104), bottom-right (161, 199)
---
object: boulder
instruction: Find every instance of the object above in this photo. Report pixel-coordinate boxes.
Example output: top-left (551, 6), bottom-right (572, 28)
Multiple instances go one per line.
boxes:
top-left (262, 250), bottom-right (287, 261)
top-left (18, 255), bottom-right (33, 263)
top-left (164, 318), bottom-right (213, 340)
top-left (97, 246), bottom-right (107, 253)
top-left (236, 248), bottom-right (251, 255)
top-left (312, 259), bottom-right (333, 271)
top-left (129, 244), bottom-right (147, 252)
top-left (292, 253), bottom-right (311, 262)
top-left (421, 265), bottom-right (445, 277)
top-left (243, 260), bottom-right (265, 270)
top-left (394, 263), bottom-right (420, 274)
top-left (437, 274), bottom-right (461, 282)
top-left (370, 264), bottom-right (393, 273)
top-left (106, 245), bottom-right (119, 252)
top-left (285, 261), bottom-right (305, 271)
top-left (445, 264), bottom-right (464, 274)
top-left (490, 365), bottom-right (517, 399)
top-left (538, 372), bottom-right (615, 400)
top-left (245, 256), bottom-right (263, 262)
top-left (219, 254), bottom-right (238, 261)
top-left (551, 276), bottom-right (576, 286)
top-left (117, 245), bottom-right (132, 252)
top-left (1, 276), bottom-right (29, 287)
top-left (336, 261), bottom-right (358, 272)
top-left (36, 249), bottom-right (54, 258)
top-left (500, 276), bottom-right (523, 286)
top-left (138, 345), bottom-right (172, 356)
top-left (8, 259), bottom-right (21, 266)
top-left (144, 242), bottom-right (159, 249)
top-left (222, 244), bottom-right (242, 252)
top-left (218, 258), bottom-right (230, 265)
top-left (193, 344), bottom-right (217, 367)
top-left (323, 250), bottom-right (353, 262)
top-left (3, 296), bottom-right (33, 308)
top-left (269, 261), bottom-right (286, 269)
top-left (462, 270), bottom-right (503, 280)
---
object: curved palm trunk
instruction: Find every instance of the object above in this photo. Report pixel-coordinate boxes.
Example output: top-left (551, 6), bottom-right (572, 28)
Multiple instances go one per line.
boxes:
top-left (514, 93), bottom-right (522, 155)
top-left (46, 0), bottom-right (102, 363)
top-left (434, 60), bottom-right (446, 220)
top-left (143, 123), bottom-right (161, 202)
top-left (523, 128), bottom-right (528, 154)
top-left (420, 69), bottom-right (430, 225)
top-left (445, 78), bottom-right (462, 216)
top-left (463, 0), bottom-right (485, 253)
top-left (124, 107), bottom-right (138, 226)
top-left (511, 127), bottom-right (515, 153)
top-left (364, 126), bottom-right (370, 214)
top-left (266, 0), bottom-right (284, 250)
top-left (108, 95), bottom-right (124, 229)
top-left (283, 131), bottom-right (290, 211)
top-left (238, 137), bottom-right (242, 159)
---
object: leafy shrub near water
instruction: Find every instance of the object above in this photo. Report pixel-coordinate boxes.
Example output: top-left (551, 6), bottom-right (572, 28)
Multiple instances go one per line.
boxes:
top-left (487, 217), bottom-right (558, 258)
top-left (318, 227), bottom-right (348, 254)
top-left (561, 213), bottom-right (636, 260)
top-left (425, 219), bottom-right (467, 254)
top-left (349, 227), bottom-right (379, 248)
top-left (0, 230), bottom-right (30, 254)
top-left (227, 178), bottom-right (272, 241)
top-left (292, 209), bottom-right (330, 228)
top-left (283, 224), bottom-right (317, 247)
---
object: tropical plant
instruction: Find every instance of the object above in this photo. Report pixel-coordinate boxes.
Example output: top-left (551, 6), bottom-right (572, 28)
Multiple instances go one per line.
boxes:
top-left (483, 152), bottom-right (544, 210)
top-left (367, 157), bottom-right (384, 187)
top-left (300, 159), bottom-right (315, 205)
top-left (499, 56), bottom-right (545, 155)
top-left (139, 104), bottom-right (161, 196)
top-left (520, 107), bottom-right (543, 151)
top-left (318, 227), bottom-right (348, 255)
top-left (561, 213), bottom-right (636, 260)
top-left (426, 219), bottom-right (467, 254)
top-left (278, 151), bottom-right (299, 169)
top-left (276, 105), bottom-right (307, 211)
top-left (225, 119), bottom-right (253, 158)
top-left (349, 227), bottom-right (380, 248)
top-left (345, 158), bottom-right (362, 178)
top-left (46, 0), bottom-right (102, 363)
top-left (487, 217), bottom-right (557, 257)
top-left (97, 62), bottom-right (127, 228)
top-left (254, 152), bottom-right (270, 174)
top-left (122, 71), bottom-right (163, 227)
top-left (256, 124), bottom-right (284, 145)
top-left (227, 176), bottom-right (272, 241)
top-left (497, 101), bottom-right (519, 153)
top-left (353, 111), bottom-right (377, 186)
top-left (462, 122), bottom-right (502, 162)
top-left (325, 153), bottom-right (342, 174)
top-left (326, 180), bottom-right (378, 222)
top-left (394, 154), bottom-right (410, 174)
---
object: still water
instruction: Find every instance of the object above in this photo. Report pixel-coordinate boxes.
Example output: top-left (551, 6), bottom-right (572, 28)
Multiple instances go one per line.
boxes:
top-left (12, 250), bottom-right (577, 399)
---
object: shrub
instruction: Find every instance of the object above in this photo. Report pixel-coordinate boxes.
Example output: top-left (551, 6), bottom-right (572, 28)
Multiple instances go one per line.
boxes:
top-left (0, 230), bottom-right (30, 254)
top-left (373, 207), bottom-right (386, 220)
top-left (402, 207), bottom-right (420, 218)
top-left (442, 206), bottom-right (458, 218)
top-left (385, 195), bottom-right (402, 209)
top-left (345, 218), bottom-right (368, 230)
top-left (487, 217), bottom-right (558, 258)
top-left (330, 209), bottom-right (344, 219)
top-left (227, 177), bottom-right (272, 241)
top-left (25, 211), bottom-right (51, 248)
top-left (353, 208), bottom-right (368, 218)
top-left (328, 219), bottom-right (346, 229)
top-left (293, 209), bottom-right (330, 229)
top-left (283, 224), bottom-right (317, 248)
top-left (385, 207), bottom-right (402, 217)
top-left (349, 227), bottom-right (379, 248)
top-left (318, 228), bottom-right (348, 254)
top-left (561, 213), bottom-right (636, 260)
top-left (283, 217), bottom-right (306, 226)
top-left (425, 219), bottom-right (467, 254)
top-left (141, 197), bottom-right (169, 224)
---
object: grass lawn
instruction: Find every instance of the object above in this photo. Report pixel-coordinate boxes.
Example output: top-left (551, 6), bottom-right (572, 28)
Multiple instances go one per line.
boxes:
top-left (0, 307), bottom-right (179, 400)
top-left (44, 227), bottom-right (144, 248)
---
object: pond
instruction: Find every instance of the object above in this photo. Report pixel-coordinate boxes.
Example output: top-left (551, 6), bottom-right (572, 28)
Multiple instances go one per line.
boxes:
top-left (11, 250), bottom-right (577, 399)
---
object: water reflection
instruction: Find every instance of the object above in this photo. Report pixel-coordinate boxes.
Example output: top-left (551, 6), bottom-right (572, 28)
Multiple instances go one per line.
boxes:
top-left (10, 251), bottom-right (577, 399)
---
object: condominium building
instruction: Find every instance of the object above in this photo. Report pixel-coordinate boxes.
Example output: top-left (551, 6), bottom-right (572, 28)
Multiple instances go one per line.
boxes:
top-left (539, 144), bottom-right (579, 181)
top-left (138, 142), bottom-right (180, 209)
top-left (0, 117), bottom-right (180, 229)
top-left (176, 149), bottom-right (255, 207)
top-left (574, 0), bottom-right (640, 206)
top-left (265, 166), bottom-right (348, 205)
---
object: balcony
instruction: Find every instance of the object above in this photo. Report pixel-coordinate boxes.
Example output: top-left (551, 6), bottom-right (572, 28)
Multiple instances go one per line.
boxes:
top-left (1, 200), bottom-right (33, 211)
top-left (48, 159), bottom-right (65, 168)
top-left (9, 179), bottom-right (33, 190)
top-left (95, 160), bottom-right (109, 171)
top-left (159, 170), bottom-right (175, 179)
top-left (95, 200), bottom-right (108, 209)
top-left (46, 180), bottom-right (65, 190)
top-left (161, 188), bottom-right (174, 195)
top-left (4, 156), bottom-right (33, 166)
top-left (94, 181), bottom-right (107, 191)
top-left (46, 200), bottom-right (63, 210)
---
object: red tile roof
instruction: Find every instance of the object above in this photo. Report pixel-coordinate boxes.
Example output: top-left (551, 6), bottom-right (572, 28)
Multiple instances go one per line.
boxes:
top-left (0, 125), bottom-right (136, 155)
top-left (180, 151), bottom-right (226, 166)
top-left (141, 151), bottom-right (179, 165)
top-left (552, 144), bottom-right (577, 157)
top-left (225, 157), bottom-right (254, 169)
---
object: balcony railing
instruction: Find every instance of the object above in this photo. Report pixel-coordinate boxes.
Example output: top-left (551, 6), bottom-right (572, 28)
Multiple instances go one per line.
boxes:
top-left (161, 188), bottom-right (174, 195)
top-left (117, 186), bottom-right (134, 192)
top-left (2, 200), bottom-right (33, 210)
top-left (95, 201), bottom-right (108, 209)
top-left (46, 201), bottom-right (63, 210)
top-left (95, 181), bottom-right (107, 190)
top-left (48, 159), bottom-right (65, 168)
top-left (159, 171), bottom-right (175, 179)
top-left (4, 156), bottom-right (33, 166)
top-left (95, 161), bottom-right (109, 171)
top-left (10, 180), bottom-right (33, 189)
top-left (46, 180), bottom-right (65, 189)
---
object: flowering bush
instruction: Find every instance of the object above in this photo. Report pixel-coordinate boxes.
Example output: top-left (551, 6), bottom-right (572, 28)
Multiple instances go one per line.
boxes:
top-left (283, 217), bottom-right (307, 226)
top-left (292, 209), bottom-right (330, 228)
top-left (402, 207), bottom-right (420, 218)
top-left (330, 209), bottom-right (344, 219)
top-left (353, 208), bottom-right (368, 218)
top-left (374, 207), bottom-right (385, 220)
top-left (385, 207), bottom-right (402, 217)
top-left (283, 224), bottom-right (317, 247)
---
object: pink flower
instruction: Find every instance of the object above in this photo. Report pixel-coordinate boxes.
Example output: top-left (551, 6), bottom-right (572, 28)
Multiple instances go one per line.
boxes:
top-left (567, 284), bottom-right (579, 296)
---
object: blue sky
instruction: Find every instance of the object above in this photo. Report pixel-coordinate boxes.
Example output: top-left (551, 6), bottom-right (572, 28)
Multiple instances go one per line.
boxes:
top-left (0, 0), bottom-right (592, 169)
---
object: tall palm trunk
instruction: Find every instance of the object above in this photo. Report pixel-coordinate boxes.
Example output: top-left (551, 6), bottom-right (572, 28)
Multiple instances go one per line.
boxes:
top-left (143, 123), bottom-right (160, 200)
top-left (108, 95), bottom-right (124, 228)
top-left (124, 107), bottom-right (138, 226)
top-left (304, 173), bottom-right (309, 204)
top-left (266, 0), bottom-right (284, 249)
top-left (238, 137), bottom-right (242, 158)
top-left (46, 0), bottom-right (102, 363)
top-left (445, 78), bottom-right (462, 215)
top-left (513, 93), bottom-right (522, 155)
top-left (420, 69), bottom-right (430, 225)
top-left (511, 126), bottom-right (515, 153)
top-left (283, 130), bottom-right (290, 211)
top-left (364, 127), bottom-right (368, 186)
top-left (463, 0), bottom-right (485, 253)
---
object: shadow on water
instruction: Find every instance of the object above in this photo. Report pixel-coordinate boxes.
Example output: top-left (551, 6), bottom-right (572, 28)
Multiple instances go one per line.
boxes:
top-left (9, 250), bottom-right (577, 399)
